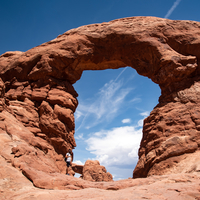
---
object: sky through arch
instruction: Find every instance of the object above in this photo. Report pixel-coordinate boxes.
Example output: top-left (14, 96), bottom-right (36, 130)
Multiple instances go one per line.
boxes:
top-left (73, 67), bottom-right (161, 180)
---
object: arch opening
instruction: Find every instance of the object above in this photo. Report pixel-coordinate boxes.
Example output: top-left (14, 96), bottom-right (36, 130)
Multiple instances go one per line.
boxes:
top-left (73, 67), bottom-right (161, 180)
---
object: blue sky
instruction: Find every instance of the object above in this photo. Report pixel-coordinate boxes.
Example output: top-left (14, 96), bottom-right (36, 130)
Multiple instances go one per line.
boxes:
top-left (1, 0), bottom-right (200, 180)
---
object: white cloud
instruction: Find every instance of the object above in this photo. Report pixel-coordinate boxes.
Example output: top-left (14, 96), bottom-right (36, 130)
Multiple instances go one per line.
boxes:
top-left (85, 125), bottom-right (142, 168)
top-left (140, 111), bottom-right (149, 117)
top-left (137, 111), bottom-right (149, 127)
top-left (73, 160), bottom-right (84, 165)
top-left (122, 118), bottom-right (131, 124)
top-left (164, 0), bottom-right (182, 19)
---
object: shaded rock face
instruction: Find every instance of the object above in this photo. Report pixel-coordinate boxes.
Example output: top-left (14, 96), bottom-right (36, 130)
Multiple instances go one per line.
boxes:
top-left (0, 16), bottom-right (200, 189)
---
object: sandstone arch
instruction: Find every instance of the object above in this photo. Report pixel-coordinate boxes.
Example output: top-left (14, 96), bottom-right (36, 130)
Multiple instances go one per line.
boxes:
top-left (0, 16), bottom-right (200, 189)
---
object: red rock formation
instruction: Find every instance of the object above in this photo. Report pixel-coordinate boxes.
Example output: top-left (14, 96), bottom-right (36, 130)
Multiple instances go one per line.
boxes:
top-left (82, 160), bottom-right (113, 182)
top-left (0, 16), bottom-right (200, 193)
top-left (72, 160), bottom-right (113, 182)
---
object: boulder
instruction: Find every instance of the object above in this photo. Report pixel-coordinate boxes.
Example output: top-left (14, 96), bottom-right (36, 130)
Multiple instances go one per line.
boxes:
top-left (82, 160), bottom-right (113, 182)
top-left (72, 160), bottom-right (113, 182)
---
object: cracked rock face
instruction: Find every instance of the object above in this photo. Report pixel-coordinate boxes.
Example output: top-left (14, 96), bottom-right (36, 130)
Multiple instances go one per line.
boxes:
top-left (0, 16), bottom-right (200, 191)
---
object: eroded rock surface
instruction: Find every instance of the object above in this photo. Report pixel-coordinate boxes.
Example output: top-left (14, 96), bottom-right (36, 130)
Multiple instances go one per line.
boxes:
top-left (0, 16), bottom-right (200, 196)
top-left (76, 160), bottom-right (113, 182)
top-left (1, 164), bottom-right (200, 200)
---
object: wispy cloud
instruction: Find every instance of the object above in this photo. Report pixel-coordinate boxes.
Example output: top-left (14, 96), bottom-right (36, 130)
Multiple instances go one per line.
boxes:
top-left (114, 67), bottom-right (127, 82)
top-left (75, 133), bottom-right (84, 140)
top-left (75, 67), bottom-right (132, 131)
top-left (74, 110), bottom-right (83, 121)
top-left (129, 97), bottom-right (141, 103)
top-left (164, 0), bottom-right (182, 19)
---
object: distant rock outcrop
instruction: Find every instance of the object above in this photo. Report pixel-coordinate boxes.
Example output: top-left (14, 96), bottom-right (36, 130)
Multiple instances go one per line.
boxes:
top-left (0, 17), bottom-right (200, 196)
top-left (72, 160), bottom-right (113, 182)
top-left (83, 160), bottom-right (113, 182)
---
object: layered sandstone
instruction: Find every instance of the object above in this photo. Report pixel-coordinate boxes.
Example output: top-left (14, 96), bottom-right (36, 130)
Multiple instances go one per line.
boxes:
top-left (0, 16), bottom-right (200, 196)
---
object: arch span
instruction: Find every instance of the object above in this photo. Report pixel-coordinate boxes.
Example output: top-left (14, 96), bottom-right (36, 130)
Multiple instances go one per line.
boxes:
top-left (0, 16), bottom-right (200, 188)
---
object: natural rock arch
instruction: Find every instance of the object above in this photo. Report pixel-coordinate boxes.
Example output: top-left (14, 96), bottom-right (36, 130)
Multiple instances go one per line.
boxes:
top-left (0, 16), bottom-right (200, 189)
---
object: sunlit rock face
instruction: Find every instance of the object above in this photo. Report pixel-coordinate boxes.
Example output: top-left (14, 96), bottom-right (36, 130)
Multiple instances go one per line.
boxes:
top-left (0, 16), bottom-right (200, 190)
top-left (72, 160), bottom-right (113, 182)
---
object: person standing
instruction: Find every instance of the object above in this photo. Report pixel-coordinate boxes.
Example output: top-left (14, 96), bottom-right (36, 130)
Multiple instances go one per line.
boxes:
top-left (65, 149), bottom-right (73, 175)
